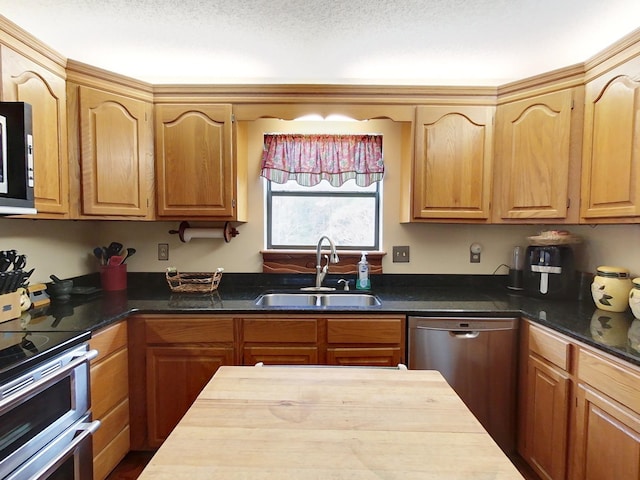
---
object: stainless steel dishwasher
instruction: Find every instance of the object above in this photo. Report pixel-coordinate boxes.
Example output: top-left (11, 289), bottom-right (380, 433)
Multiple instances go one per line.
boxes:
top-left (408, 316), bottom-right (518, 454)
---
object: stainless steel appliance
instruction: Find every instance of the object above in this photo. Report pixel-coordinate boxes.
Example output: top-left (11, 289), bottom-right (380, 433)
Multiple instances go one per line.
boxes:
top-left (0, 336), bottom-right (99, 480)
top-left (523, 245), bottom-right (575, 298)
top-left (0, 102), bottom-right (35, 215)
top-left (408, 316), bottom-right (518, 454)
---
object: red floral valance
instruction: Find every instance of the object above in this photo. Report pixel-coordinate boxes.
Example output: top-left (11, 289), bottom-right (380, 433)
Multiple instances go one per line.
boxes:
top-left (260, 134), bottom-right (384, 187)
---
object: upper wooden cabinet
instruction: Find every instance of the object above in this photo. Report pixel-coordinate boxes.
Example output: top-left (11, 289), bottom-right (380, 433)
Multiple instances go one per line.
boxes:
top-left (0, 45), bottom-right (69, 216)
top-left (493, 87), bottom-right (583, 222)
top-left (155, 104), bottom-right (237, 219)
top-left (67, 80), bottom-right (154, 219)
top-left (581, 54), bottom-right (640, 222)
top-left (412, 105), bottom-right (494, 221)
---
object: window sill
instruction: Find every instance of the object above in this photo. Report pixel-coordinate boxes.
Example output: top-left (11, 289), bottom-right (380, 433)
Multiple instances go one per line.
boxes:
top-left (261, 250), bottom-right (385, 274)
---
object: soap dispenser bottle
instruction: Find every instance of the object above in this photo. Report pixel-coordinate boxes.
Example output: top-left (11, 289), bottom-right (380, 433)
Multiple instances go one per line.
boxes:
top-left (357, 252), bottom-right (371, 290)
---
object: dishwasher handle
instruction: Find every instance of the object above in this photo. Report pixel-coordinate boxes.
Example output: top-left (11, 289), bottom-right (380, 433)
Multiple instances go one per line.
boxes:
top-left (450, 331), bottom-right (480, 339)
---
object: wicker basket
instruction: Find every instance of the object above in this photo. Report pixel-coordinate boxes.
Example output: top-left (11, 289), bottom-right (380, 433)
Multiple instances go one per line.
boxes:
top-left (165, 267), bottom-right (224, 293)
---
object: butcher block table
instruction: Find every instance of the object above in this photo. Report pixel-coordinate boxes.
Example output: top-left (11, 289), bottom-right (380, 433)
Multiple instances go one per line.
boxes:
top-left (138, 366), bottom-right (524, 479)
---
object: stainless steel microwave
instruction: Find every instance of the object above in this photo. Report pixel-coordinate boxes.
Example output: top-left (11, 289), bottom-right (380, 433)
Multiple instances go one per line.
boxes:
top-left (0, 102), bottom-right (35, 215)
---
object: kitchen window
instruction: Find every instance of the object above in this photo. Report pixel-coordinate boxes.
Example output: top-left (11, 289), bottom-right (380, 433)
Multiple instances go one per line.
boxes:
top-left (266, 179), bottom-right (381, 250)
top-left (261, 133), bottom-right (384, 251)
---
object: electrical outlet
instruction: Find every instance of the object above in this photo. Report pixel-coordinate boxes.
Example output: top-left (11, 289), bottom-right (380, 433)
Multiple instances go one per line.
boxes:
top-left (469, 242), bottom-right (481, 263)
top-left (158, 243), bottom-right (169, 261)
top-left (392, 246), bottom-right (410, 263)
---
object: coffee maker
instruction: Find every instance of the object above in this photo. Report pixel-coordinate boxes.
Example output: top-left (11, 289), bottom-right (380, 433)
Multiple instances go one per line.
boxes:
top-left (523, 245), bottom-right (575, 298)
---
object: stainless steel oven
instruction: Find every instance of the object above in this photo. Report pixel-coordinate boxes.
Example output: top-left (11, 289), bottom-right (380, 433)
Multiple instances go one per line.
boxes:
top-left (0, 342), bottom-right (99, 480)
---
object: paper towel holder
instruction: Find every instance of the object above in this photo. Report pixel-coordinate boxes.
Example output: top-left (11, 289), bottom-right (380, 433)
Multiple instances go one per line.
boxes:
top-left (169, 221), bottom-right (239, 243)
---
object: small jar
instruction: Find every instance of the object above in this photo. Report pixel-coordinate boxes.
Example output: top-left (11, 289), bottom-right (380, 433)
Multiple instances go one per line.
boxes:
top-left (591, 266), bottom-right (632, 313)
top-left (629, 278), bottom-right (640, 319)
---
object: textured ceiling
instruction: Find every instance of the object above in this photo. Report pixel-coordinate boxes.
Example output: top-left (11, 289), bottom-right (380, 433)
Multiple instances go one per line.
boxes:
top-left (0, 0), bottom-right (639, 85)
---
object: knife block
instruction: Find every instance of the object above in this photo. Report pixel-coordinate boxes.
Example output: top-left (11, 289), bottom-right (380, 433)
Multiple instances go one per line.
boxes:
top-left (0, 291), bottom-right (21, 322)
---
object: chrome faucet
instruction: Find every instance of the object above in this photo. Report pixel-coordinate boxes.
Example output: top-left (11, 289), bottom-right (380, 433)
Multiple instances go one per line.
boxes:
top-left (315, 235), bottom-right (339, 289)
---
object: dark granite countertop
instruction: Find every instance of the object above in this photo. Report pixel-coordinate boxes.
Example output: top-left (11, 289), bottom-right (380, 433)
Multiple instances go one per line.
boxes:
top-left (3, 273), bottom-right (639, 367)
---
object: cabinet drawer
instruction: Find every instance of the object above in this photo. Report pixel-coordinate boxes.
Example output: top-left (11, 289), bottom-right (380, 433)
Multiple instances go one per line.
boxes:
top-left (91, 347), bottom-right (128, 419)
top-left (93, 425), bottom-right (130, 480)
top-left (90, 321), bottom-right (127, 364)
top-left (145, 318), bottom-right (234, 343)
top-left (243, 319), bottom-right (317, 343)
top-left (327, 347), bottom-right (402, 367)
top-left (578, 348), bottom-right (640, 414)
top-left (243, 346), bottom-right (318, 365)
top-left (93, 398), bottom-right (129, 457)
top-left (327, 318), bottom-right (402, 344)
top-left (529, 323), bottom-right (571, 371)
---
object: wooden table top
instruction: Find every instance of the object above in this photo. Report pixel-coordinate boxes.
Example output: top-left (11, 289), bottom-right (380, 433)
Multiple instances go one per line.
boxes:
top-left (138, 365), bottom-right (524, 479)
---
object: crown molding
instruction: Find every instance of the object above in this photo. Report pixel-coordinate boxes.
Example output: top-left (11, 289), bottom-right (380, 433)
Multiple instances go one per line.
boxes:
top-left (152, 83), bottom-right (498, 106)
top-left (66, 59), bottom-right (154, 101)
top-left (496, 63), bottom-right (585, 104)
top-left (0, 15), bottom-right (66, 75)
top-left (585, 27), bottom-right (640, 81)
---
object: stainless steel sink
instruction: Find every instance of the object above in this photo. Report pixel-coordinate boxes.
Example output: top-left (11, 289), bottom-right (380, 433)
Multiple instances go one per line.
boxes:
top-left (318, 294), bottom-right (381, 306)
top-left (255, 292), bottom-right (381, 307)
top-left (254, 293), bottom-right (318, 307)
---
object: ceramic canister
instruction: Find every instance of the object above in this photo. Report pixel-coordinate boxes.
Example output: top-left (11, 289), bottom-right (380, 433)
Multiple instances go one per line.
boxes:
top-left (629, 278), bottom-right (640, 319)
top-left (591, 266), bottom-right (633, 312)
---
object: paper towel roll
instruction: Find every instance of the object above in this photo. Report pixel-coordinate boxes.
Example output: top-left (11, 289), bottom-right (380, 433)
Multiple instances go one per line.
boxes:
top-left (183, 228), bottom-right (226, 242)
top-left (169, 221), bottom-right (239, 243)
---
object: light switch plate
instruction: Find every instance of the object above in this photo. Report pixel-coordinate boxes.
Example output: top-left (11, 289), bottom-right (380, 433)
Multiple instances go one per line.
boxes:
top-left (392, 246), bottom-right (410, 263)
top-left (158, 243), bottom-right (169, 261)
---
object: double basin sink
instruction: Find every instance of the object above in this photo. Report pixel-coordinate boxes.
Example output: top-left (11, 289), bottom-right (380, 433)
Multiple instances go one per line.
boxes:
top-left (255, 291), bottom-right (381, 307)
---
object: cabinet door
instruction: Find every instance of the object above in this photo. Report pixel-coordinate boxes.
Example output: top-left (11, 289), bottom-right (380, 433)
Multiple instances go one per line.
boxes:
top-left (572, 384), bottom-right (640, 480)
top-left (77, 86), bottom-right (153, 217)
top-left (523, 354), bottom-right (571, 480)
top-left (581, 58), bottom-right (640, 220)
top-left (413, 105), bottom-right (494, 220)
top-left (155, 104), bottom-right (235, 218)
top-left (494, 89), bottom-right (576, 220)
top-left (1, 46), bottom-right (68, 215)
top-left (146, 345), bottom-right (233, 447)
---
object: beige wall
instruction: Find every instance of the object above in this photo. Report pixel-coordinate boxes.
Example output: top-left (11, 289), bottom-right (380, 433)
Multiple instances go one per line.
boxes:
top-left (1, 118), bottom-right (639, 284)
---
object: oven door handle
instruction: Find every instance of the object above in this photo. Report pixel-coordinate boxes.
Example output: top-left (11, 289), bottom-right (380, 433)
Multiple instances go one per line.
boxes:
top-left (24, 420), bottom-right (101, 480)
top-left (0, 349), bottom-right (98, 414)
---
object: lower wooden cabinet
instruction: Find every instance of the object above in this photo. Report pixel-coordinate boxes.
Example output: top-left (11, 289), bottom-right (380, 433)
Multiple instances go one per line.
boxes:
top-left (571, 348), bottom-right (640, 480)
top-left (573, 384), bottom-right (640, 480)
top-left (146, 345), bottom-right (233, 446)
top-left (240, 315), bottom-right (405, 367)
top-left (142, 317), bottom-right (234, 448)
top-left (523, 354), bottom-right (571, 480)
top-left (128, 314), bottom-right (406, 450)
top-left (89, 321), bottom-right (129, 480)
top-left (326, 318), bottom-right (404, 367)
top-left (242, 317), bottom-right (318, 365)
top-left (519, 320), bottom-right (640, 480)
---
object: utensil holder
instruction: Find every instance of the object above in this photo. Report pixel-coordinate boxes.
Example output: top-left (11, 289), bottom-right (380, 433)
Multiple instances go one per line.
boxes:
top-left (100, 264), bottom-right (127, 291)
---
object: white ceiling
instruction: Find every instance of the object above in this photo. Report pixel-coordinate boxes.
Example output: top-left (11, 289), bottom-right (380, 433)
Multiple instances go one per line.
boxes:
top-left (1, 0), bottom-right (639, 86)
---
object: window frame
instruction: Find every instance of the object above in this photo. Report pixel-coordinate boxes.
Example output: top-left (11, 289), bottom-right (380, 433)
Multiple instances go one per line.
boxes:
top-left (265, 179), bottom-right (381, 251)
